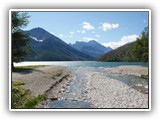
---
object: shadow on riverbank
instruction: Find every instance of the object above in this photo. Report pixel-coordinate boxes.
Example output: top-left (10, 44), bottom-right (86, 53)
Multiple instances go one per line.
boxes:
top-left (12, 65), bottom-right (46, 74)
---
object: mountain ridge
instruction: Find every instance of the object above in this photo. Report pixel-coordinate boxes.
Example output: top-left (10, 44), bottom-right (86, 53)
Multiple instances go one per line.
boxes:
top-left (70, 40), bottom-right (112, 58)
top-left (97, 42), bottom-right (136, 62)
top-left (24, 27), bottom-right (95, 61)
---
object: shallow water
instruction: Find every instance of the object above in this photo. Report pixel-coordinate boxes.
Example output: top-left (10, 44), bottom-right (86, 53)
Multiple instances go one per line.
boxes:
top-left (49, 67), bottom-right (92, 108)
top-left (15, 61), bottom-right (149, 108)
top-left (49, 66), bottom-right (148, 108)
top-left (49, 100), bottom-right (92, 108)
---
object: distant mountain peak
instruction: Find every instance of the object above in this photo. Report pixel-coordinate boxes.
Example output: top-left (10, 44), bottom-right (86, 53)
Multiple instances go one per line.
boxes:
top-left (25, 27), bottom-right (95, 61)
top-left (25, 27), bottom-right (53, 41)
top-left (30, 27), bottom-right (47, 31)
top-left (88, 40), bottom-right (101, 45)
top-left (70, 40), bottom-right (112, 58)
top-left (88, 40), bottom-right (97, 43)
top-left (75, 41), bottom-right (85, 43)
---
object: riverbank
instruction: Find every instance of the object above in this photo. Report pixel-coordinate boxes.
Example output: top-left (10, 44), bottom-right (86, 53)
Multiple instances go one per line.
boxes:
top-left (12, 65), bottom-right (149, 109)
top-left (12, 66), bottom-right (72, 108)
top-left (86, 65), bottom-right (148, 108)
top-left (104, 65), bottom-right (148, 76)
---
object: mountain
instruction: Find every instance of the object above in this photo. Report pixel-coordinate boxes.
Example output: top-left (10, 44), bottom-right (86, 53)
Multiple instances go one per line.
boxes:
top-left (98, 27), bottom-right (149, 62)
top-left (70, 40), bottom-right (112, 58)
top-left (97, 42), bottom-right (137, 62)
top-left (24, 27), bottom-right (95, 61)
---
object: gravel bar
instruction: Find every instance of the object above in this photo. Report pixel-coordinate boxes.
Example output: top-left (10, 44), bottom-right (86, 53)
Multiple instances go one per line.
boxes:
top-left (12, 66), bottom-right (72, 98)
top-left (12, 65), bottom-right (149, 108)
top-left (86, 66), bottom-right (148, 108)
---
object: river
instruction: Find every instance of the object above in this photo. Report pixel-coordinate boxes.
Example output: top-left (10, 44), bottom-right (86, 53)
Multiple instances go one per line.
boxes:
top-left (14, 61), bottom-right (149, 108)
top-left (14, 61), bottom-right (148, 67)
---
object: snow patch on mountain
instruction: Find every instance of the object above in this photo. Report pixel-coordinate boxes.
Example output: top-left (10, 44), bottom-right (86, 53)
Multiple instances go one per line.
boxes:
top-left (30, 36), bottom-right (43, 42)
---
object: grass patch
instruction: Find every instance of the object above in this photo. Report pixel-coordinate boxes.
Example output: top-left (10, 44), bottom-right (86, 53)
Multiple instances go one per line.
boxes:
top-left (52, 69), bottom-right (63, 79)
top-left (16, 65), bottom-right (46, 69)
top-left (141, 74), bottom-right (149, 79)
top-left (12, 81), bottom-right (46, 109)
top-left (13, 65), bottom-right (46, 72)
top-left (12, 81), bottom-right (26, 94)
top-left (24, 95), bottom-right (46, 108)
top-left (12, 81), bottom-right (26, 86)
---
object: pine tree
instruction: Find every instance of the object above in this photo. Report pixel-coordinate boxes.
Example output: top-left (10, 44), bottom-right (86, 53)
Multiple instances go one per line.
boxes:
top-left (132, 27), bottom-right (148, 62)
top-left (11, 12), bottom-right (30, 69)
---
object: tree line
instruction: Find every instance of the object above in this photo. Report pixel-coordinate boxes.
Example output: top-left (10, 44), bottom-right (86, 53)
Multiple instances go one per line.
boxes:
top-left (98, 26), bottom-right (149, 62)
top-left (132, 27), bottom-right (149, 62)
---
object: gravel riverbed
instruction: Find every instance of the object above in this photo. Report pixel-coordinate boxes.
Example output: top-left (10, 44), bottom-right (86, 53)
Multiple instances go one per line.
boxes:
top-left (86, 70), bottom-right (148, 108)
top-left (12, 65), bottom-right (149, 108)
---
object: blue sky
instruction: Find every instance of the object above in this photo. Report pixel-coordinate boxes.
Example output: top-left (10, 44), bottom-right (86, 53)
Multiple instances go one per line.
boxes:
top-left (22, 11), bottom-right (148, 49)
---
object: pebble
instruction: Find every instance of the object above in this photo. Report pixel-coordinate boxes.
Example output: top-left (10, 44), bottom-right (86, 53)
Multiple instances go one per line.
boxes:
top-left (144, 85), bottom-right (148, 89)
top-left (86, 71), bottom-right (148, 108)
top-left (137, 83), bottom-right (143, 87)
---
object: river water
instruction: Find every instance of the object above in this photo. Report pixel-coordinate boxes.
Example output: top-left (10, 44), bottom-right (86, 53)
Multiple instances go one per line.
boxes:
top-left (14, 61), bottom-right (148, 67)
top-left (14, 61), bottom-right (149, 108)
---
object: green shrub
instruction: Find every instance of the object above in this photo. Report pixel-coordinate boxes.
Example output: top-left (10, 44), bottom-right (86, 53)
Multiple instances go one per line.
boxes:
top-left (12, 81), bottom-right (46, 108)
top-left (141, 74), bottom-right (149, 79)
top-left (24, 95), bottom-right (46, 108)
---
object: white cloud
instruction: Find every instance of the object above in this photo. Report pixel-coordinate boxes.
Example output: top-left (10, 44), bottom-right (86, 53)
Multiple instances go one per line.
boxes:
top-left (100, 23), bottom-right (119, 31)
top-left (76, 30), bottom-right (86, 34)
top-left (83, 37), bottom-right (97, 42)
top-left (52, 32), bottom-right (60, 36)
top-left (95, 34), bottom-right (101, 38)
top-left (59, 34), bottom-right (65, 38)
top-left (102, 34), bottom-right (139, 49)
top-left (51, 32), bottom-right (55, 35)
top-left (82, 22), bottom-right (95, 30)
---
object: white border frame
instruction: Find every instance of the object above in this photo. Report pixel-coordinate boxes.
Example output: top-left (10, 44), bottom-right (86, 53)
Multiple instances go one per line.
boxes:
top-left (9, 9), bottom-right (151, 111)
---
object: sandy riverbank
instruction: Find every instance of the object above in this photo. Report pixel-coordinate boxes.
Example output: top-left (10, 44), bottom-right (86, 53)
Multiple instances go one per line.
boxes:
top-left (12, 66), bottom-right (72, 101)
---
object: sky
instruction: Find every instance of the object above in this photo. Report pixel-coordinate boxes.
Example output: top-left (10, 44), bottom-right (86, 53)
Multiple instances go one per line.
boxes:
top-left (22, 11), bottom-right (148, 49)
